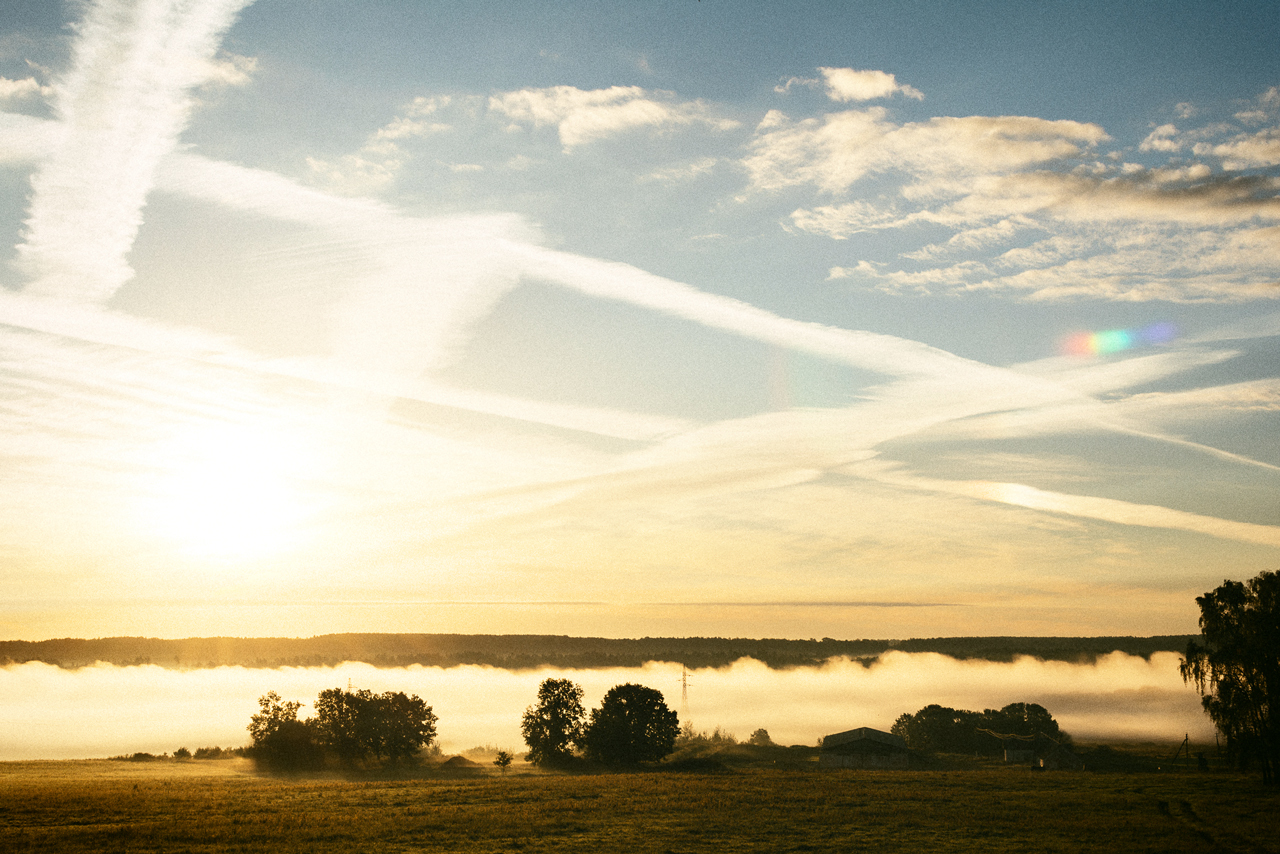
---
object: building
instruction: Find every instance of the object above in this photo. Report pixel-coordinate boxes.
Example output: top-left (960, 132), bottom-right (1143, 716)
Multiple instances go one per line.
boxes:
top-left (819, 727), bottom-right (910, 769)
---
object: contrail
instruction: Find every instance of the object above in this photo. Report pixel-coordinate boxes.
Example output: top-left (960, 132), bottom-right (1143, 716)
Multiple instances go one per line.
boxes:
top-left (16, 0), bottom-right (254, 304)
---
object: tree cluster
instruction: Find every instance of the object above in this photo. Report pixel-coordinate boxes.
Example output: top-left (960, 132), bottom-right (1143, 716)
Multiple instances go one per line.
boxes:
top-left (1181, 570), bottom-right (1279, 785)
top-left (1, 633), bottom-right (1196, 671)
top-left (249, 687), bottom-right (437, 770)
top-left (521, 679), bottom-right (679, 767)
top-left (890, 702), bottom-right (1069, 755)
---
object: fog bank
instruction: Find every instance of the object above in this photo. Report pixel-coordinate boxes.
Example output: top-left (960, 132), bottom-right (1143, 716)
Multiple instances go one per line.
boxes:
top-left (0, 652), bottom-right (1211, 760)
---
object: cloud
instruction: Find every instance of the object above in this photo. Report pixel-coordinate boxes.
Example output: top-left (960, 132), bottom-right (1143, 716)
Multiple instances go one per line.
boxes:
top-left (641, 156), bottom-right (719, 184)
top-left (200, 51), bottom-right (256, 88)
top-left (1199, 128), bottom-right (1280, 169)
top-left (14, 0), bottom-right (254, 305)
top-left (0, 109), bottom-right (57, 163)
top-left (306, 95), bottom-right (455, 194)
top-left (774, 74), bottom-right (819, 95)
top-left (819, 67), bottom-right (923, 102)
top-left (797, 159), bottom-right (1280, 302)
top-left (1109, 379), bottom-right (1280, 418)
top-left (758, 81), bottom-right (1280, 303)
top-left (0, 75), bottom-right (52, 105)
top-left (1139, 123), bottom-right (1181, 152)
top-left (743, 109), bottom-right (1106, 194)
top-left (1234, 86), bottom-right (1280, 124)
top-left (488, 85), bottom-right (737, 150)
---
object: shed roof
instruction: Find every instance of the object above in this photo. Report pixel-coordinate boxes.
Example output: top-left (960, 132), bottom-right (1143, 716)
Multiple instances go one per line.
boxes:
top-left (821, 727), bottom-right (907, 751)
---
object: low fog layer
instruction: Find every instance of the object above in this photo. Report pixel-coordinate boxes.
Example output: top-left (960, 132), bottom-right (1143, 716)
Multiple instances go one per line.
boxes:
top-left (0, 652), bottom-right (1211, 760)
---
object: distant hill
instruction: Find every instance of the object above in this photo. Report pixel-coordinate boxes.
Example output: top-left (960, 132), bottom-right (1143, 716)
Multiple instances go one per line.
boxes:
top-left (0, 633), bottom-right (1194, 671)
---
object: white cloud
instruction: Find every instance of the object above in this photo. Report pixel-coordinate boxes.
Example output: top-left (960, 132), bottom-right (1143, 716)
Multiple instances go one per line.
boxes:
top-left (200, 51), bottom-right (256, 88)
top-left (0, 75), bottom-right (52, 105)
top-left (488, 85), bottom-right (737, 150)
top-left (307, 95), bottom-right (456, 194)
top-left (744, 109), bottom-right (1106, 194)
top-left (15, 0), bottom-right (254, 305)
top-left (1202, 128), bottom-right (1280, 169)
top-left (755, 81), bottom-right (1280, 303)
top-left (1139, 123), bottom-right (1181, 152)
top-left (0, 109), bottom-right (57, 163)
top-left (641, 156), bottom-right (719, 183)
top-left (774, 74), bottom-right (819, 95)
top-left (819, 67), bottom-right (923, 102)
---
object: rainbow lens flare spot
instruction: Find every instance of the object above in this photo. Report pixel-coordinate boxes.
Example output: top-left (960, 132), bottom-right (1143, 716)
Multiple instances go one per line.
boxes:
top-left (1062, 322), bottom-right (1176, 356)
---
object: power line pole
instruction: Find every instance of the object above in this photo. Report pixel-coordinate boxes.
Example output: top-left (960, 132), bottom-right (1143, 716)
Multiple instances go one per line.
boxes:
top-left (680, 664), bottom-right (690, 719)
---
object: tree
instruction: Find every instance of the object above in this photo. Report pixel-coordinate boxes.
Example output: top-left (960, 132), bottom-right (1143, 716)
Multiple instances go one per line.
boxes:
top-left (1181, 570), bottom-right (1280, 784)
top-left (312, 687), bottom-right (437, 765)
top-left (987, 702), bottom-right (1070, 747)
top-left (521, 678), bottom-right (585, 766)
top-left (248, 691), bottom-right (322, 770)
top-left (581, 683), bottom-right (679, 766)
top-left (493, 750), bottom-right (513, 773)
top-left (747, 728), bottom-right (774, 747)
top-left (377, 691), bottom-right (438, 763)
top-left (890, 703), bottom-right (1069, 755)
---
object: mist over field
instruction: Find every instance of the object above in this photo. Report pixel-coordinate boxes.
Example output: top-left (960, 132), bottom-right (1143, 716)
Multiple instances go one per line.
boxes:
top-left (0, 652), bottom-right (1211, 761)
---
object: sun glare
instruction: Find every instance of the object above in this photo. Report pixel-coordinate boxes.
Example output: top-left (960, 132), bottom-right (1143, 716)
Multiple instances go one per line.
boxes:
top-left (141, 423), bottom-right (312, 561)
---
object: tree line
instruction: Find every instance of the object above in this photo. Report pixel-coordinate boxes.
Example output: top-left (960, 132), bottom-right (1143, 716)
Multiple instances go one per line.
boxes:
top-left (249, 687), bottom-right (437, 770)
top-left (3, 633), bottom-right (1196, 670)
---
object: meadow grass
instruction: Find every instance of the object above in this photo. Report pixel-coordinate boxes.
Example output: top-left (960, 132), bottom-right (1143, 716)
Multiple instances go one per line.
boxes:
top-left (1, 758), bottom-right (1276, 853)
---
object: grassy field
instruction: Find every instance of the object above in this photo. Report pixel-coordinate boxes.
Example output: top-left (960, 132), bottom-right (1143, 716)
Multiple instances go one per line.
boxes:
top-left (1, 757), bottom-right (1277, 853)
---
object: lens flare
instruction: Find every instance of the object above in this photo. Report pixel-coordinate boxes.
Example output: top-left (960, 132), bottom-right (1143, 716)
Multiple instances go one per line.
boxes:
top-left (1062, 322), bottom-right (1176, 356)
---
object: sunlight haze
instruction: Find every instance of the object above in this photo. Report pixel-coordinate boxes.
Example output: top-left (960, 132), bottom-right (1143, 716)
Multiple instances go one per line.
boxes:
top-left (1, 0), bottom-right (1278, 640)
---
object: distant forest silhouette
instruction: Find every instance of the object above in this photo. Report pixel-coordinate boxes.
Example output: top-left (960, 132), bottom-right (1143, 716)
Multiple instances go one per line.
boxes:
top-left (0, 633), bottom-right (1193, 670)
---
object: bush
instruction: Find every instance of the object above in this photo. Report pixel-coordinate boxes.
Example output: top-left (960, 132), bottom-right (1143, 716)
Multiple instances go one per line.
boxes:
top-left (193, 746), bottom-right (229, 760)
top-left (174, 747), bottom-right (191, 759)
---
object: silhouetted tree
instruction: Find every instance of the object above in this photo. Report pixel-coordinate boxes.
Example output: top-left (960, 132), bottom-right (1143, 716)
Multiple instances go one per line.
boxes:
top-left (747, 728), bottom-right (773, 746)
top-left (1182, 570), bottom-right (1280, 784)
top-left (493, 750), bottom-right (513, 773)
top-left (248, 691), bottom-right (323, 770)
top-left (312, 687), bottom-right (436, 765)
top-left (521, 678), bottom-right (585, 766)
top-left (581, 683), bottom-right (679, 766)
top-left (891, 702), bottom-right (1068, 754)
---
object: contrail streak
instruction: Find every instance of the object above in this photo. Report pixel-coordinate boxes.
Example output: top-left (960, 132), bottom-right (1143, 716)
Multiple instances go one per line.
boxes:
top-left (16, 0), bottom-right (254, 304)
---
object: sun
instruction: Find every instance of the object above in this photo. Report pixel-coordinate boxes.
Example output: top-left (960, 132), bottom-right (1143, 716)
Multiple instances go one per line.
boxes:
top-left (141, 422), bottom-right (312, 561)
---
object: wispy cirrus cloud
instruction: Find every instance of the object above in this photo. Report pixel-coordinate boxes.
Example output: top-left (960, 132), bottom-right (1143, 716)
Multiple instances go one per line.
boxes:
top-left (15, 0), bottom-right (253, 305)
top-left (307, 95), bottom-right (457, 194)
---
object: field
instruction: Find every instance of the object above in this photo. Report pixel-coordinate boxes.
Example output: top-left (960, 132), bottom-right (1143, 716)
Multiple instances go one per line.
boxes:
top-left (1, 757), bottom-right (1277, 853)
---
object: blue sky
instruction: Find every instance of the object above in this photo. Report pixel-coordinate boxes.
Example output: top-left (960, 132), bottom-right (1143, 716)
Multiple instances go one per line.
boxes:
top-left (1, 0), bottom-right (1278, 640)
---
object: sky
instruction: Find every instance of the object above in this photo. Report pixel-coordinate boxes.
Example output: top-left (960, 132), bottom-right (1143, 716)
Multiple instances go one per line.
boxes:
top-left (1, 0), bottom-right (1278, 641)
